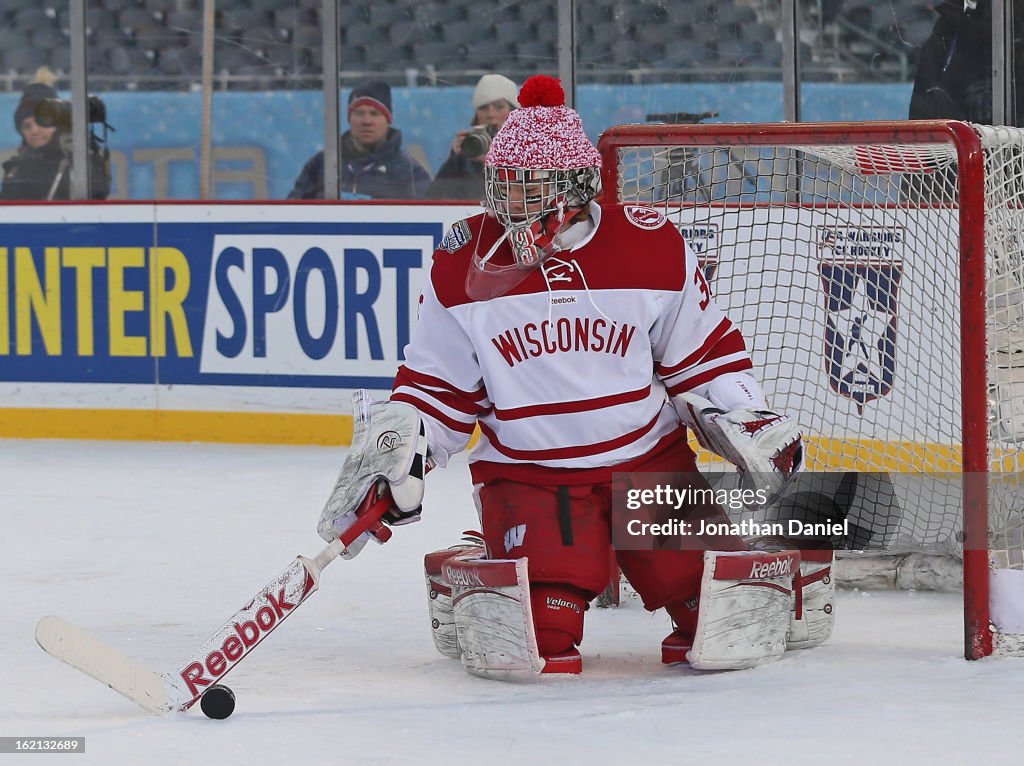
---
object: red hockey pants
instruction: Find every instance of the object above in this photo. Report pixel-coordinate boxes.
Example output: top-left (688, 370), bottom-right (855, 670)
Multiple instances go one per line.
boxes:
top-left (476, 433), bottom-right (743, 656)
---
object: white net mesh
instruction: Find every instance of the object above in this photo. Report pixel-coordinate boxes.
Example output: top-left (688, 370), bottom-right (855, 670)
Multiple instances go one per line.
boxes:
top-left (613, 123), bottom-right (1024, 579)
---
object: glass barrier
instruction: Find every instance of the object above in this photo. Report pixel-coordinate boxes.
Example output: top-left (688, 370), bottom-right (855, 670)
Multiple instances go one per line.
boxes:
top-left (81, 0), bottom-right (324, 199)
top-left (1012, 0), bottom-right (1022, 124)
top-left (0, 0), bottom-right (1015, 202)
top-left (328, 0), bottom-right (559, 203)
top-left (0, 0), bottom-right (75, 201)
top-left (799, 0), bottom-right (991, 123)
top-left (578, 0), bottom-right (786, 133)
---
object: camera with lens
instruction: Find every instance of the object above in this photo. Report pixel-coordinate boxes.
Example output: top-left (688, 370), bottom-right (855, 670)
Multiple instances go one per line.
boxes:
top-left (33, 95), bottom-right (107, 131)
top-left (460, 124), bottom-right (498, 160)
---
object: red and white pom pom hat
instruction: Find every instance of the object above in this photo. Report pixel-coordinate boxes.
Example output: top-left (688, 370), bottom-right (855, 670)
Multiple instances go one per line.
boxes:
top-left (485, 75), bottom-right (601, 170)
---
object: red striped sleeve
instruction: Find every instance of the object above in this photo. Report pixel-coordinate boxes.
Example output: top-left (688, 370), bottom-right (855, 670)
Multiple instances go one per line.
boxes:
top-left (394, 381), bottom-right (487, 416)
top-left (394, 365), bottom-right (489, 403)
top-left (665, 358), bottom-right (754, 396)
top-left (660, 329), bottom-right (749, 386)
top-left (390, 392), bottom-right (478, 434)
top-left (656, 318), bottom-right (734, 377)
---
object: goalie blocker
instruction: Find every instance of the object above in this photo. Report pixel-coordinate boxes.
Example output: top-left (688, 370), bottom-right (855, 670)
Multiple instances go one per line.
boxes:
top-left (317, 392), bottom-right (430, 559)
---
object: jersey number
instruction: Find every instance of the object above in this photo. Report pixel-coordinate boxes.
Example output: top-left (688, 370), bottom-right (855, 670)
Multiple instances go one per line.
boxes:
top-left (695, 266), bottom-right (711, 310)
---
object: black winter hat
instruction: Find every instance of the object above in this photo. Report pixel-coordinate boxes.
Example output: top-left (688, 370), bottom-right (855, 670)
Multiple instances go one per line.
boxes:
top-left (14, 70), bottom-right (58, 132)
top-left (348, 79), bottom-right (393, 124)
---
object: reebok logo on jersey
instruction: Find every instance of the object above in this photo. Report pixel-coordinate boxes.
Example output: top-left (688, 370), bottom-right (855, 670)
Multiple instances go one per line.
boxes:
top-left (550, 295), bottom-right (577, 305)
top-left (504, 524), bottom-right (526, 553)
top-left (624, 206), bottom-right (667, 230)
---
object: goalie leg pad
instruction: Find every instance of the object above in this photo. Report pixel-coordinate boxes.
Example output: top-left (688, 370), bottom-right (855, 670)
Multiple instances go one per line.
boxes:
top-left (788, 550), bottom-right (835, 650)
top-left (687, 550), bottom-right (800, 670)
top-left (446, 555), bottom-right (545, 680)
top-left (424, 545), bottom-right (485, 659)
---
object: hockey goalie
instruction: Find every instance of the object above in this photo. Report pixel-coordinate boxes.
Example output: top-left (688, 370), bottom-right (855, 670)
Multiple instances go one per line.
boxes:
top-left (319, 75), bottom-right (832, 678)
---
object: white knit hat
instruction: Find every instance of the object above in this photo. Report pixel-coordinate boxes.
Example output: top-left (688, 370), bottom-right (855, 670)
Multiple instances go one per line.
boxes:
top-left (473, 74), bottom-right (520, 110)
top-left (485, 75), bottom-right (601, 170)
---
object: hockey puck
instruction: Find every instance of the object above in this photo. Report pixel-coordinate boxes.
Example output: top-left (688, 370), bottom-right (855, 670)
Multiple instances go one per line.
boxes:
top-left (200, 684), bottom-right (235, 720)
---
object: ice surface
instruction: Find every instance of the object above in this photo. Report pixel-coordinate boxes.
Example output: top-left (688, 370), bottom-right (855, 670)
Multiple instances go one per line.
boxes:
top-left (3, 439), bottom-right (1022, 765)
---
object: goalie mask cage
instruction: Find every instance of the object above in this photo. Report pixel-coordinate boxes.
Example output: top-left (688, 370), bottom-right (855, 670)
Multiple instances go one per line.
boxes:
top-left (598, 120), bottom-right (1024, 660)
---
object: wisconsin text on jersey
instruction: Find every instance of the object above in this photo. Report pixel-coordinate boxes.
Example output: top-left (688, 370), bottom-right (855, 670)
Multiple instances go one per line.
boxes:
top-left (490, 318), bottom-right (638, 367)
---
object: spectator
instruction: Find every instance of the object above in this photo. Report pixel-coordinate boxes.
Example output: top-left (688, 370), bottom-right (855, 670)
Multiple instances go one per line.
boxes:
top-left (288, 79), bottom-right (430, 200)
top-left (427, 74), bottom-right (519, 201)
top-left (909, 0), bottom-right (997, 123)
top-left (1, 68), bottom-right (111, 201)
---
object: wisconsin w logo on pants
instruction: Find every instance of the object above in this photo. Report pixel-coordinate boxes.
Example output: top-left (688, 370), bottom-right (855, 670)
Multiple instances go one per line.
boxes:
top-left (504, 524), bottom-right (526, 553)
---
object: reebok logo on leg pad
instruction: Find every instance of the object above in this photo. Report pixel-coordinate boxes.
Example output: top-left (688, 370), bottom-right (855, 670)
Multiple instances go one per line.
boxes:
top-left (687, 550), bottom-right (800, 670)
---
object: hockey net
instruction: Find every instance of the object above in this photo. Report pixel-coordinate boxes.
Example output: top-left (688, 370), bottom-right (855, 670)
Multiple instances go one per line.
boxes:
top-left (598, 121), bottom-right (1024, 658)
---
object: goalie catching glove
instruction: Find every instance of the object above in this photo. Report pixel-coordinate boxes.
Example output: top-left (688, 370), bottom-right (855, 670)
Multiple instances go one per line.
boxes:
top-left (675, 392), bottom-right (804, 506)
top-left (317, 390), bottom-right (431, 558)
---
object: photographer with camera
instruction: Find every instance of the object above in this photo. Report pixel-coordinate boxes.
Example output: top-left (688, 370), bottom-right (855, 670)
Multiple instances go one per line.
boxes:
top-left (1, 68), bottom-right (111, 201)
top-left (427, 74), bottom-right (518, 201)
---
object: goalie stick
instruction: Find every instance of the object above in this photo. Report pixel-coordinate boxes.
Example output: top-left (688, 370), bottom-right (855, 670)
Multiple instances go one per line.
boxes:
top-left (35, 483), bottom-right (393, 715)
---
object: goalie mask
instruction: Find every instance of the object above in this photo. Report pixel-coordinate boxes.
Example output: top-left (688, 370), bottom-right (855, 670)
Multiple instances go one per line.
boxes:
top-left (469, 76), bottom-right (601, 300)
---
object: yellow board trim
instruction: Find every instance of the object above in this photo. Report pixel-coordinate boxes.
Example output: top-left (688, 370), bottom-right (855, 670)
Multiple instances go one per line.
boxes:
top-left (1, 408), bottom-right (1018, 472)
top-left (0, 408), bottom-right (355, 445)
top-left (689, 434), bottom-right (1024, 473)
top-left (0, 407), bottom-right (486, 449)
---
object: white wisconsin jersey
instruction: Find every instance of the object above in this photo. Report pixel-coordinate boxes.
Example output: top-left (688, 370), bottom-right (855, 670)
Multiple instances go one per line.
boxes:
top-left (392, 202), bottom-right (755, 485)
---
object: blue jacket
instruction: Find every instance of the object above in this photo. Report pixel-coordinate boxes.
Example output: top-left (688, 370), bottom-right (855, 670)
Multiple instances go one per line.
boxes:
top-left (287, 128), bottom-right (431, 200)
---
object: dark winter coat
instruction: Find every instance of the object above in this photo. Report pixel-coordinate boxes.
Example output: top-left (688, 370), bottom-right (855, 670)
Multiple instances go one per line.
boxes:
top-left (287, 128), bottom-right (430, 200)
top-left (0, 134), bottom-right (110, 201)
top-left (909, 1), bottom-right (997, 123)
top-left (427, 150), bottom-right (485, 201)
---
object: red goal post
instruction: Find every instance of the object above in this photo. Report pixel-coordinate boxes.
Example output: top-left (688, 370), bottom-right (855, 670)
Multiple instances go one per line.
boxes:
top-left (597, 120), bottom-right (1024, 659)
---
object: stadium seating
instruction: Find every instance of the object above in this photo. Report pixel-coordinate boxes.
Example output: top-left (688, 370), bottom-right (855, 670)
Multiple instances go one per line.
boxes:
top-left (0, 0), bottom-right (939, 91)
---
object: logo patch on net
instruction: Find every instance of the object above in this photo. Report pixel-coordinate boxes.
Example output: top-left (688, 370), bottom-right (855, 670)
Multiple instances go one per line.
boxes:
top-left (677, 222), bottom-right (720, 257)
top-left (818, 226), bottom-right (904, 413)
top-left (440, 219), bottom-right (473, 253)
top-left (624, 206), bottom-right (666, 230)
top-left (816, 238), bottom-right (903, 413)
